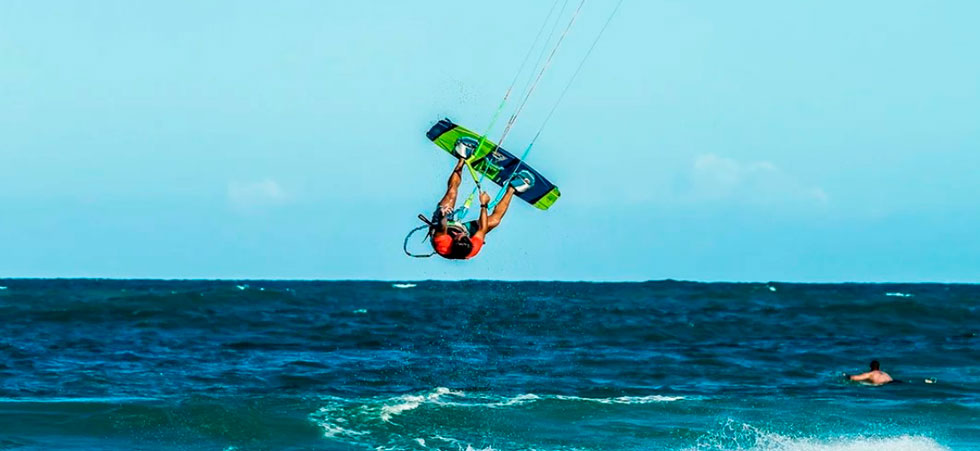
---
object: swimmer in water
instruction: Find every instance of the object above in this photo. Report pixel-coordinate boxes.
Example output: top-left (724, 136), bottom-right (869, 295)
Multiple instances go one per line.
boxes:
top-left (848, 360), bottom-right (894, 385)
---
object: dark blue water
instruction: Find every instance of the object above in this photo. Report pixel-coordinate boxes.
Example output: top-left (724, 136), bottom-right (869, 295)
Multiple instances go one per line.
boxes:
top-left (0, 280), bottom-right (977, 450)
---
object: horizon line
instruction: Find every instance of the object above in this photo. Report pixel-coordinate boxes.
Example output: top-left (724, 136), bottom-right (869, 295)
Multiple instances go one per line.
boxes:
top-left (0, 277), bottom-right (977, 285)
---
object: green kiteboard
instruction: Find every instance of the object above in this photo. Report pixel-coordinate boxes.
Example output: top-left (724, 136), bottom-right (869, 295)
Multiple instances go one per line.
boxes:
top-left (426, 118), bottom-right (560, 210)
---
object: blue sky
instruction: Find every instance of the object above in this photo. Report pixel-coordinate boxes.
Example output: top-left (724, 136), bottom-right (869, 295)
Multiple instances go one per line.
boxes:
top-left (1, 1), bottom-right (977, 281)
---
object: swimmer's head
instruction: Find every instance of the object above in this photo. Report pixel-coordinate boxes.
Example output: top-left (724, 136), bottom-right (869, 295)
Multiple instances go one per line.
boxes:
top-left (870, 360), bottom-right (880, 371)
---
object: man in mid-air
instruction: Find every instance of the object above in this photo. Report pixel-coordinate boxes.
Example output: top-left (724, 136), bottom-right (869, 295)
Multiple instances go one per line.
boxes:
top-left (428, 141), bottom-right (532, 260)
top-left (848, 360), bottom-right (894, 385)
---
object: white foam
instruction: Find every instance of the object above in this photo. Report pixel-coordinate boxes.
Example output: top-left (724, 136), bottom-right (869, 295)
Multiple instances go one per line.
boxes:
top-left (432, 435), bottom-right (458, 443)
top-left (314, 401), bottom-right (351, 434)
top-left (379, 387), bottom-right (464, 423)
top-left (747, 435), bottom-right (947, 451)
top-left (313, 389), bottom-right (690, 450)
top-left (312, 402), bottom-right (368, 439)
top-left (555, 394), bottom-right (685, 404)
top-left (462, 446), bottom-right (496, 451)
top-left (0, 286), bottom-right (8, 290)
top-left (313, 388), bottom-right (469, 440)
top-left (353, 308), bottom-right (368, 314)
top-left (769, 286), bottom-right (777, 292)
top-left (480, 392), bottom-right (685, 409)
top-left (429, 386), bottom-right (464, 399)
top-left (316, 421), bottom-right (351, 438)
top-left (495, 393), bottom-right (541, 407)
top-left (885, 292), bottom-right (913, 297)
top-left (392, 283), bottom-right (417, 289)
top-left (692, 420), bottom-right (948, 451)
top-left (235, 284), bottom-right (249, 290)
top-left (613, 395), bottom-right (686, 404)
top-left (380, 395), bottom-right (425, 422)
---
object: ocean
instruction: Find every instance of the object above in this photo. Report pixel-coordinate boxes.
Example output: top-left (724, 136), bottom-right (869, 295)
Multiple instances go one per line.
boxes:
top-left (0, 280), bottom-right (976, 450)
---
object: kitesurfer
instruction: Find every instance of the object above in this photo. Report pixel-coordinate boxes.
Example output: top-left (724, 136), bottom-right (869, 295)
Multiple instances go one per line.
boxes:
top-left (428, 143), bottom-right (532, 260)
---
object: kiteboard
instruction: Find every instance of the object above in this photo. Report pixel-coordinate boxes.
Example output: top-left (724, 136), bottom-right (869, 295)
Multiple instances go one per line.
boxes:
top-left (426, 118), bottom-right (560, 210)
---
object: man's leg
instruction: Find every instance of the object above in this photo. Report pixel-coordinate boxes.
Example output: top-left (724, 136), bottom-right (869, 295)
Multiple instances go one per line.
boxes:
top-left (487, 186), bottom-right (517, 232)
top-left (438, 158), bottom-right (466, 209)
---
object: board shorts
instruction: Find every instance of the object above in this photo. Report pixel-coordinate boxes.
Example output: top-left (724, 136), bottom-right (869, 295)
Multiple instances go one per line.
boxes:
top-left (431, 206), bottom-right (479, 236)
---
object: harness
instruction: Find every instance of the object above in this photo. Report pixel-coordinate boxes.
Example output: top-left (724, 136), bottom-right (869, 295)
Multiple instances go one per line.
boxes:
top-left (402, 212), bottom-right (470, 258)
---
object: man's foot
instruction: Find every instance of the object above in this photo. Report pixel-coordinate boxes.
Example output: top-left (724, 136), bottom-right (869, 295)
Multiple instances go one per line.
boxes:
top-left (454, 137), bottom-right (478, 159)
top-left (509, 170), bottom-right (535, 193)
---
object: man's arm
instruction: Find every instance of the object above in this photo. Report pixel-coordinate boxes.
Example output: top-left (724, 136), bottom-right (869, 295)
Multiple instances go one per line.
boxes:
top-left (848, 372), bottom-right (872, 382)
top-left (472, 192), bottom-right (491, 241)
top-left (438, 158), bottom-right (466, 210)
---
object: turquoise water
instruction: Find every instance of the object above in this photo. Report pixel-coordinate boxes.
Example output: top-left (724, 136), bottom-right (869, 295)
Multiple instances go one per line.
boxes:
top-left (0, 280), bottom-right (976, 450)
